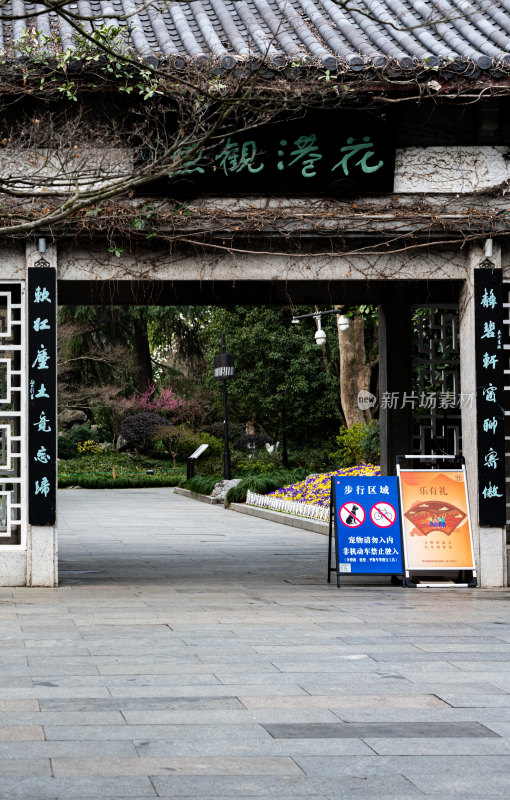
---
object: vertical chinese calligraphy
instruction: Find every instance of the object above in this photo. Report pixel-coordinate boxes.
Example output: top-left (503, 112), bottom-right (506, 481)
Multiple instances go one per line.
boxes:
top-left (28, 265), bottom-right (56, 525)
top-left (474, 269), bottom-right (506, 526)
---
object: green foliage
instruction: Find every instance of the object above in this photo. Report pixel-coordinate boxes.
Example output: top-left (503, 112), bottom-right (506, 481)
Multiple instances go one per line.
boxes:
top-left (185, 475), bottom-right (222, 495)
top-left (58, 437), bottom-right (76, 460)
top-left (156, 427), bottom-right (222, 468)
top-left (225, 470), bottom-right (308, 504)
top-left (201, 306), bottom-right (341, 445)
top-left (330, 423), bottom-right (365, 466)
top-left (330, 420), bottom-right (380, 467)
top-left (172, 430), bottom-right (222, 461)
top-left (58, 450), bottom-right (186, 488)
top-left (58, 424), bottom-right (101, 459)
top-left (360, 420), bottom-right (380, 464)
top-left (184, 469), bottom-right (308, 503)
top-left (232, 449), bottom-right (285, 475)
top-left (15, 24), bottom-right (167, 102)
top-left (59, 474), bottom-right (185, 489)
top-left (67, 425), bottom-right (101, 445)
top-left (286, 446), bottom-right (336, 473)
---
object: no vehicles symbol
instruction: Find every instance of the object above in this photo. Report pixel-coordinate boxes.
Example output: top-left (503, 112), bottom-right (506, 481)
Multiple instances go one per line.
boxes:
top-left (339, 502), bottom-right (366, 527)
top-left (370, 502), bottom-right (397, 528)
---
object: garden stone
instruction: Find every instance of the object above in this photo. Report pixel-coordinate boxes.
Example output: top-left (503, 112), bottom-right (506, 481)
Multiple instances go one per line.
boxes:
top-left (58, 410), bottom-right (88, 431)
top-left (115, 434), bottom-right (127, 453)
top-left (212, 479), bottom-right (241, 503)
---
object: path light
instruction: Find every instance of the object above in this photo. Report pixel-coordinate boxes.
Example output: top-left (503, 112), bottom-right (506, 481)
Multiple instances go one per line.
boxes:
top-left (213, 333), bottom-right (234, 480)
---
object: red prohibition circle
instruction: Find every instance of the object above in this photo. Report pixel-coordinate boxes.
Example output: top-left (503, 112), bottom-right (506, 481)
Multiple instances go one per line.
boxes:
top-left (369, 502), bottom-right (397, 528)
top-left (339, 502), bottom-right (366, 527)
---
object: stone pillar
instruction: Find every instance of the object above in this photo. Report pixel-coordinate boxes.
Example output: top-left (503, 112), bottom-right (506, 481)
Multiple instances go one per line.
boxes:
top-left (26, 241), bottom-right (58, 587)
top-left (460, 245), bottom-right (507, 587)
top-left (379, 285), bottom-right (413, 476)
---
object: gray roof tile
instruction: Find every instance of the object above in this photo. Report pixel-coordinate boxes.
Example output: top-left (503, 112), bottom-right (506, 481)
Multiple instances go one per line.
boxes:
top-left (2, 0), bottom-right (510, 74)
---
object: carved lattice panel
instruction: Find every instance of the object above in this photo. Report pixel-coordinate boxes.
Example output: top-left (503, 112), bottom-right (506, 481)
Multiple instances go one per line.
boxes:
top-left (0, 284), bottom-right (25, 544)
top-left (412, 305), bottom-right (461, 457)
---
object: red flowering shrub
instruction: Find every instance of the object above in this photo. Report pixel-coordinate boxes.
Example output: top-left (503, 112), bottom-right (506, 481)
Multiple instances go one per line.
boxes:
top-left (121, 385), bottom-right (206, 429)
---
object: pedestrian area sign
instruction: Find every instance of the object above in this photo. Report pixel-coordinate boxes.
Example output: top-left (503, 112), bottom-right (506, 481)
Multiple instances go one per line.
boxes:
top-left (329, 476), bottom-right (403, 586)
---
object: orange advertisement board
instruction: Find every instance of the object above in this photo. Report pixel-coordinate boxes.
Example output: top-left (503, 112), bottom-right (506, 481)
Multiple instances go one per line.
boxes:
top-left (399, 470), bottom-right (474, 571)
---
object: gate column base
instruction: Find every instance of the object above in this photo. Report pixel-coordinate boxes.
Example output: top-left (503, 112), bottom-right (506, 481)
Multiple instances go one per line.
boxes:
top-left (479, 526), bottom-right (507, 588)
top-left (27, 526), bottom-right (58, 587)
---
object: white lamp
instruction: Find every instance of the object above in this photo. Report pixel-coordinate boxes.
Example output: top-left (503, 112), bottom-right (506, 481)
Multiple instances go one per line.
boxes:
top-left (337, 315), bottom-right (350, 331)
top-left (315, 326), bottom-right (327, 346)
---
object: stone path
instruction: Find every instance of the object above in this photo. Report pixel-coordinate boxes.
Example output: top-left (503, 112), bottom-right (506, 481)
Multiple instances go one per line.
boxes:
top-left (1, 488), bottom-right (510, 797)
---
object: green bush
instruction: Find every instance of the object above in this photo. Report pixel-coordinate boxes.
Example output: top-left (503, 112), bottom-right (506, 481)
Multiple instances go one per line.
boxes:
top-left (286, 446), bottom-right (336, 472)
top-left (174, 431), bottom-right (223, 461)
top-left (185, 475), bottom-right (222, 495)
top-left (58, 436), bottom-right (76, 460)
top-left (67, 424), bottom-right (101, 445)
top-left (59, 474), bottom-right (185, 489)
top-left (58, 424), bottom-right (101, 459)
top-left (225, 469), bottom-right (308, 504)
top-left (201, 422), bottom-right (246, 450)
top-left (233, 449), bottom-right (284, 474)
top-left (360, 420), bottom-right (380, 464)
top-left (329, 421), bottom-right (379, 467)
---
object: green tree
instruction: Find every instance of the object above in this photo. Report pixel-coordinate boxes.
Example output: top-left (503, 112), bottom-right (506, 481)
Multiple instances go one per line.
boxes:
top-left (202, 306), bottom-right (342, 448)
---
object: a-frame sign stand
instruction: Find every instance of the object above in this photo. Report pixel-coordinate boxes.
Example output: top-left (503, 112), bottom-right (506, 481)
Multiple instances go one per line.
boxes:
top-left (328, 475), bottom-right (404, 588)
top-left (396, 454), bottom-right (477, 588)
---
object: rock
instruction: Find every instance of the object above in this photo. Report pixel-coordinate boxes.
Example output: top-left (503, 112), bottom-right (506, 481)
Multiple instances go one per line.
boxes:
top-left (116, 434), bottom-right (128, 452)
top-left (211, 478), bottom-right (241, 503)
top-left (58, 409), bottom-right (88, 431)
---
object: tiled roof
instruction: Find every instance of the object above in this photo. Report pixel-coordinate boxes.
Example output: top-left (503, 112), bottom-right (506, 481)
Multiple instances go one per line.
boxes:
top-left (3, 0), bottom-right (510, 74)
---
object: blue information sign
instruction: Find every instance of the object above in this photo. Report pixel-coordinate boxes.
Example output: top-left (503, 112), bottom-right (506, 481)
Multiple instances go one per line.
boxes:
top-left (331, 476), bottom-right (404, 583)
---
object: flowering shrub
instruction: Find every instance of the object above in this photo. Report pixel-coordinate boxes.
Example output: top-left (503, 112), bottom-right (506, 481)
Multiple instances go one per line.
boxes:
top-left (121, 385), bottom-right (206, 428)
top-left (76, 439), bottom-right (102, 455)
top-left (266, 464), bottom-right (380, 507)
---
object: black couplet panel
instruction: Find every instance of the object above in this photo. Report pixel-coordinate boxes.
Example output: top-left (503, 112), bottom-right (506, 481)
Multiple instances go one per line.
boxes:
top-left (28, 265), bottom-right (57, 525)
top-left (474, 268), bottom-right (506, 527)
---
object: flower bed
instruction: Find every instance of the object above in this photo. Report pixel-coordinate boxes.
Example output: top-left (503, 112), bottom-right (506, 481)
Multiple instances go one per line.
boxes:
top-left (246, 465), bottom-right (380, 521)
top-left (267, 464), bottom-right (380, 507)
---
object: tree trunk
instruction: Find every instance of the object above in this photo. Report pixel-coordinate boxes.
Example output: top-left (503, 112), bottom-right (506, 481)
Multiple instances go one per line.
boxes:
top-left (133, 316), bottom-right (153, 391)
top-left (338, 314), bottom-right (376, 428)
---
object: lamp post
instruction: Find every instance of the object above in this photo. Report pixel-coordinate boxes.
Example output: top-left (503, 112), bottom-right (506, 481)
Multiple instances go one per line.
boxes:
top-left (213, 333), bottom-right (234, 480)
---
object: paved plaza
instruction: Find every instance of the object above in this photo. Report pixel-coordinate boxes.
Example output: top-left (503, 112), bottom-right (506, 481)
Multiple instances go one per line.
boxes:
top-left (1, 489), bottom-right (510, 797)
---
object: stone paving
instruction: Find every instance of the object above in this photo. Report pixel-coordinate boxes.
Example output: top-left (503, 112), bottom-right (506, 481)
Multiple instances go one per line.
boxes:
top-left (1, 488), bottom-right (510, 797)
